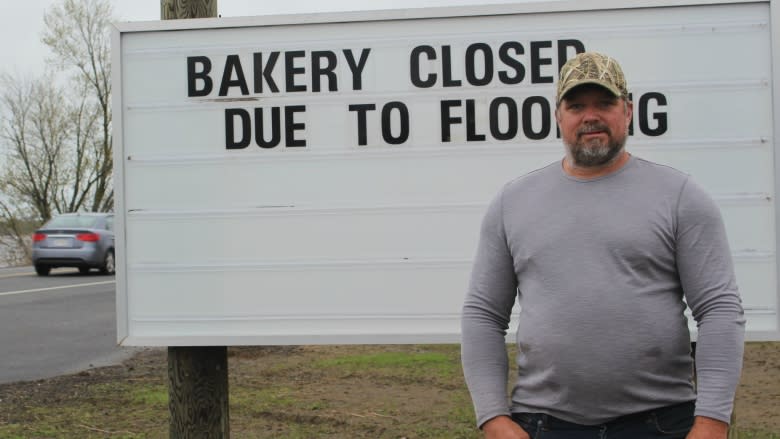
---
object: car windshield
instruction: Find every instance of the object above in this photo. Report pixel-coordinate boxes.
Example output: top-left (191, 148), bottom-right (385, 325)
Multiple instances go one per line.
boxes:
top-left (45, 215), bottom-right (100, 228)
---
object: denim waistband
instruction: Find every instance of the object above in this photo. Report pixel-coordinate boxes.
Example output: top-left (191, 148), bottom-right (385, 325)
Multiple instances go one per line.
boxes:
top-left (513, 400), bottom-right (696, 430)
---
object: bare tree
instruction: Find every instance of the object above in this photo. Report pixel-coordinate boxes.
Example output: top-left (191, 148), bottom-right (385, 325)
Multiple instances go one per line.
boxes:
top-left (0, 74), bottom-right (67, 265)
top-left (0, 0), bottom-right (114, 265)
top-left (42, 0), bottom-right (113, 212)
top-left (1, 72), bottom-right (105, 213)
top-left (0, 74), bottom-right (69, 222)
top-left (0, 201), bottom-right (35, 265)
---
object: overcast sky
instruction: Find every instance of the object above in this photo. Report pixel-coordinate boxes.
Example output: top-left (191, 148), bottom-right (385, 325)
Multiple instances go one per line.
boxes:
top-left (0, 0), bottom-right (525, 78)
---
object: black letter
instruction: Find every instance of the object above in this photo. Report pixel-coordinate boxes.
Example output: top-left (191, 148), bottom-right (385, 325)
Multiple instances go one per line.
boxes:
top-left (312, 51), bottom-right (338, 92)
top-left (530, 41), bottom-right (554, 84)
top-left (466, 99), bottom-right (486, 141)
top-left (187, 56), bottom-right (213, 97)
top-left (254, 52), bottom-right (280, 93)
top-left (522, 96), bottom-right (551, 140)
top-left (465, 43), bottom-right (493, 86)
top-left (219, 55), bottom-right (249, 96)
top-left (285, 51), bottom-right (307, 92)
top-left (557, 39), bottom-right (585, 72)
top-left (344, 48), bottom-right (371, 90)
top-left (254, 107), bottom-right (281, 148)
top-left (348, 104), bottom-right (377, 146)
top-left (489, 97), bottom-right (518, 140)
top-left (441, 100), bottom-right (462, 142)
top-left (628, 92), bottom-right (635, 136)
top-left (498, 42), bottom-right (525, 85)
top-left (639, 92), bottom-right (668, 136)
top-left (285, 105), bottom-right (307, 147)
top-left (442, 46), bottom-right (462, 87)
top-left (381, 102), bottom-right (409, 145)
top-left (225, 108), bottom-right (251, 149)
top-left (410, 45), bottom-right (437, 88)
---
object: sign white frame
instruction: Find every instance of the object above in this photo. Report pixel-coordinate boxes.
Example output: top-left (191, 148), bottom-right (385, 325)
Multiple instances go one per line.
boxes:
top-left (113, 0), bottom-right (780, 345)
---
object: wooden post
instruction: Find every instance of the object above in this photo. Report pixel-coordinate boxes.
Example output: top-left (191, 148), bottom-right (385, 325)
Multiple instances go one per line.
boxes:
top-left (160, 2), bottom-right (224, 438)
top-left (168, 347), bottom-right (229, 438)
top-left (162, 0), bottom-right (218, 20)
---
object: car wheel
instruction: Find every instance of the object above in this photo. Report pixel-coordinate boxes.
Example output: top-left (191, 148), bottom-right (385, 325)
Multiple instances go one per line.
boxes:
top-left (100, 250), bottom-right (115, 275)
top-left (79, 267), bottom-right (91, 275)
top-left (35, 264), bottom-right (51, 276)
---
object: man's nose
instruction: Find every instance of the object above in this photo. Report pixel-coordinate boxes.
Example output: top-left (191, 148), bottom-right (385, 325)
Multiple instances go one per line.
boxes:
top-left (581, 105), bottom-right (600, 122)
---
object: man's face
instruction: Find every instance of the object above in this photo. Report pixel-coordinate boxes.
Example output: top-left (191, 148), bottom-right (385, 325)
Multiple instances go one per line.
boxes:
top-left (555, 85), bottom-right (633, 167)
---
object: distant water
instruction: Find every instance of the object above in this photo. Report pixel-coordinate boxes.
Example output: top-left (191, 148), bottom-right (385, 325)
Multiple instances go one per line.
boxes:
top-left (0, 237), bottom-right (21, 268)
top-left (0, 241), bottom-right (10, 268)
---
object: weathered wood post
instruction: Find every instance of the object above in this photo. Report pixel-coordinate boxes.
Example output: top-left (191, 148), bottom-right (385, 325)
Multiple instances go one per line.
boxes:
top-left (160, 2), bottom-right (227, 438)
top-left (162, 0), bottom-right (218, 20)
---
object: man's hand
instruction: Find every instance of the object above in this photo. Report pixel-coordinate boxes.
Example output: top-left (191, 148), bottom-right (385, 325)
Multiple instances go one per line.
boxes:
top-left (482, 415), bottom-right (530, 439)
top-left (685, 416), bottom-right (729, 439)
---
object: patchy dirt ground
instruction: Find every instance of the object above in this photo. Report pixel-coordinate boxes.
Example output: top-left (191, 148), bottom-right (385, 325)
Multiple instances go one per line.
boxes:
top-left (732, 342), bottom-right (780, 434)
top-left (0, 343), bottom-right (778, 438)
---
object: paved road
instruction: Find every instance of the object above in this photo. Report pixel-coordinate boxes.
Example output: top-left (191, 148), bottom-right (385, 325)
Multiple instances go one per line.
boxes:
top-left (0, 266), bottom-right (139, 384)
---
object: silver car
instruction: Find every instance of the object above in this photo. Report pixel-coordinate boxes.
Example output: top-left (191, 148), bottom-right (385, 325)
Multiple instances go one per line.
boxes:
top-left (31, 213), bottom-right (115, 276)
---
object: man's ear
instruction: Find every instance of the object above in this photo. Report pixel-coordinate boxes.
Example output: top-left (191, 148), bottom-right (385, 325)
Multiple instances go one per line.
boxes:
top-left (624, 100), bottom-right (634, 123)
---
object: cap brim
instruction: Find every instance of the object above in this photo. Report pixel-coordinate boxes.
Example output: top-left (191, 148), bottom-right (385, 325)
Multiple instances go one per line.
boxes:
top-left (557, 79), bottom-right (622, 103)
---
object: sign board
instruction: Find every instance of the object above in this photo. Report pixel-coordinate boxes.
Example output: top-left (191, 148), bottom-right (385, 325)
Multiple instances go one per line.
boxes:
top-left (113, 0), bottom-right (780, 345)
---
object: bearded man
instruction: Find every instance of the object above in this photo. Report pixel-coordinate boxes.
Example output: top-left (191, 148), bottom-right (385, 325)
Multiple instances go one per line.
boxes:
top-left (461, 52), bottom-right (745, 439)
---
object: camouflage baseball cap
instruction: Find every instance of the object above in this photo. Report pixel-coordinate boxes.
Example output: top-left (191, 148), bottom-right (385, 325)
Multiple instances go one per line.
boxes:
top-left (556, 52), bottom-right (628, 103)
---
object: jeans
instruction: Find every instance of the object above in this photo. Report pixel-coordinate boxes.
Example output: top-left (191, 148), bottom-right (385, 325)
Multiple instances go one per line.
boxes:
top-left (511, 401), bottom-right (695, 439)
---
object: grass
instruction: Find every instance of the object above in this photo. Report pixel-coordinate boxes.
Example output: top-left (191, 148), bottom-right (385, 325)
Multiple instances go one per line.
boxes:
top-left (314, 349), bottom-right (459, 382)
top-left (731, 433), bottom-right (780, 439)
top-left (0, 344), bottom-right (778, 438)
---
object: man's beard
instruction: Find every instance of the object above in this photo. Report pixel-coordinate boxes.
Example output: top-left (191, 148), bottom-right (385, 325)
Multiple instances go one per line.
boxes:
top-left (564, 123), bottom-right (627, 167)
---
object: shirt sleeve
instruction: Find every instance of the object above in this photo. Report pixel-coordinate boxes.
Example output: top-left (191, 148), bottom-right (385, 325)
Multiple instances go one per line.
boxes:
top-left (675, 177), bottom-right (745, 423)
top-left (461, 188), bottom-right (520, 428)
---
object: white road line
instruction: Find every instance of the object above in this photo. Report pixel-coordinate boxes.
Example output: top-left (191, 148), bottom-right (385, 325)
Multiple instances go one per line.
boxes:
top-left (0, 267), bottom-right (77, 279)
top-left (0, 280), bottom-right (115, 297)
top-left (0, 272), bottom-right (34, 279)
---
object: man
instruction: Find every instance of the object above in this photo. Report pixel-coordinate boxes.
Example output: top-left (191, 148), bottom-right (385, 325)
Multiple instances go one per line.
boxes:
top-left (460, 52), bottom-right (745, 439)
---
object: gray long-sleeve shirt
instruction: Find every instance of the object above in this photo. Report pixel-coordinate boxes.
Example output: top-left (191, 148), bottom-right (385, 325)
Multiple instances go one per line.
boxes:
top-left (461, 155), bottom-right (745, 427)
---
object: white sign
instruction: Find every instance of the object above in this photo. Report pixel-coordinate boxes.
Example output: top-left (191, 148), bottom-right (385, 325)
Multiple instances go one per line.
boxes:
top-left (113, 0), bottom-right (780, 345)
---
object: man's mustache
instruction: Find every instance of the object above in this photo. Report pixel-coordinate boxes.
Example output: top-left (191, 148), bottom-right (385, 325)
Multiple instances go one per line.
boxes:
top-left (576, 124), bottom-right (611, 136)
